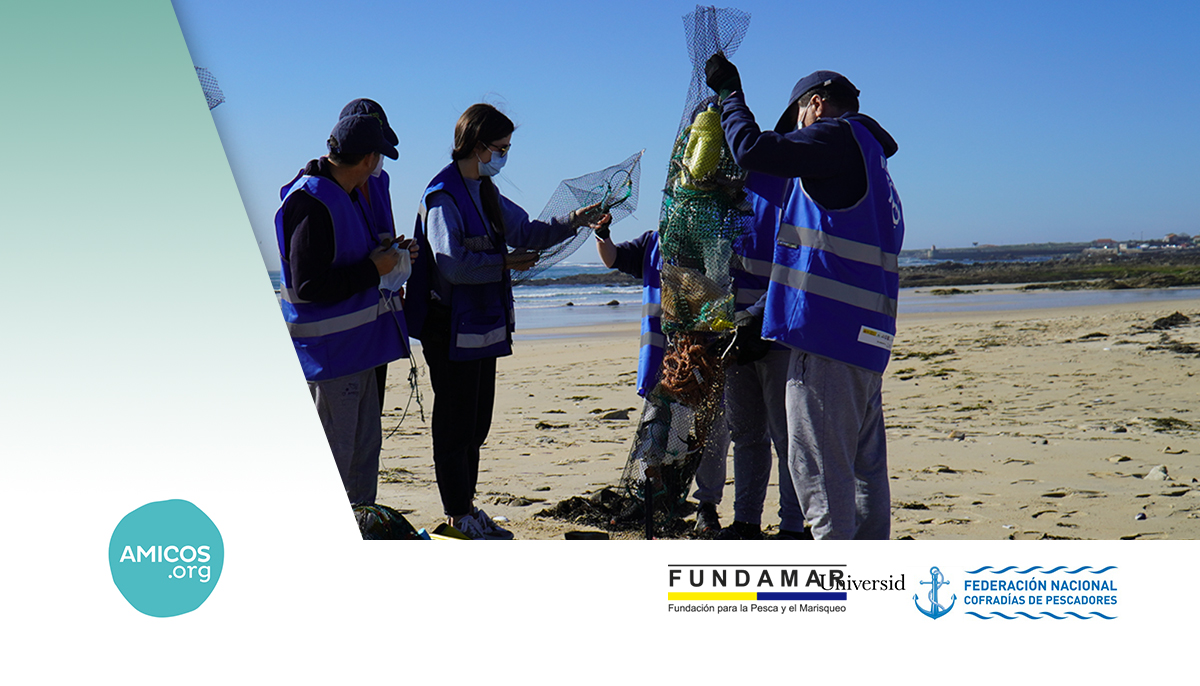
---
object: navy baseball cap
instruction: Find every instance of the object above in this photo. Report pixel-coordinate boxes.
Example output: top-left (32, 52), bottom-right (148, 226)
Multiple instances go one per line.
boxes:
top-left (339, 98), bottom-right (399, 147)
top-left (774, 70), bottom-right (860, 133)
top-left (327, 114), bottom-right (399, 160)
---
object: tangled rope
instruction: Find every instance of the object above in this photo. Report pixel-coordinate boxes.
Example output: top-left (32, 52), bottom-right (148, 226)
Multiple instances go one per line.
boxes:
top-left (659, 334), bottom-right (723, 407)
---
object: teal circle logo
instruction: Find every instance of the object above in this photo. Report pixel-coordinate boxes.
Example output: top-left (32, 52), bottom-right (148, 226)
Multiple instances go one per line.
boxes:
top-left (108, 499), bottom-right (224, 617)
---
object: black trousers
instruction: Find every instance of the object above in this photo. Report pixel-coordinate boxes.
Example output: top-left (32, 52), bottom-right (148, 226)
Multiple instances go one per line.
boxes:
top-left (421, 324), bottom-right (498, 517)
top-left (374, 364), bottom-right (388, 410)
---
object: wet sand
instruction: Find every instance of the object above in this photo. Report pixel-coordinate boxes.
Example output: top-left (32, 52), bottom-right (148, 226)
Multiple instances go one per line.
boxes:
top-left (375, 291), bottom-right (1200, 540)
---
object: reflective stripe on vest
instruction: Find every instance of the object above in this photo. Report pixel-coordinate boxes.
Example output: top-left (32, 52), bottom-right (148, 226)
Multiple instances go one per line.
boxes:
top-left (768, 262), bottom-right (898, 318)
top-left (775, 222), bottom-right (899, 273)
top-left (285, 292), bottom-right (402, 338)
top-left (458, 324), bottom-right (509, 350)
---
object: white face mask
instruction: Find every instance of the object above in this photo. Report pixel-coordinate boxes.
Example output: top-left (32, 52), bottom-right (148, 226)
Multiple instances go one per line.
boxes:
top-left (476, 147), bottom-right (507, 177)
top-left (379, 250), bottom-right (411, 293)
top-left (371, 153), bottom-right (384, 178)
top-left (797, 101), bottom-right (811, 130)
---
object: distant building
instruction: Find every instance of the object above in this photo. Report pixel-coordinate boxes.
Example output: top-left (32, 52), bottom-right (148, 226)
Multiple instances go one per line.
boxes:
top-left (1163, 233), bottom-right (1192, 246)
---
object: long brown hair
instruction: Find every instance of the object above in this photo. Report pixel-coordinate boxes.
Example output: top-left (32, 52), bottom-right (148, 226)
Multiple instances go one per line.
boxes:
top-left (452, 104), bottom-right (515, 236)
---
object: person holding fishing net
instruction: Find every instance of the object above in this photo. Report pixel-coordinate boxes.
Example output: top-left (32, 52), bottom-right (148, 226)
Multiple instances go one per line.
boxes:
top-left (706, 55), bottom-right (905, 540)
top-left (595, 228), bottom-right (732, 536)
top-left (405, 103), bottom-right (612, 540)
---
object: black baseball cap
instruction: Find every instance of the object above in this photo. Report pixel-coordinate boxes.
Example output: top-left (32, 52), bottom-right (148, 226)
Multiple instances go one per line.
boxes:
top-left (339, 98), bottom-right (399, 146)
top-left (327, 114), bottom-right (399, 160)
top-left (773, 70), bottom-right (860, 133)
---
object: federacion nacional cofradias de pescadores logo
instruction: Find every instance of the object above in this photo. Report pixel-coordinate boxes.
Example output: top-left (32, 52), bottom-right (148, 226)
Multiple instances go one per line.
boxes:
top-left (108, 499), bottom-right (224, 617)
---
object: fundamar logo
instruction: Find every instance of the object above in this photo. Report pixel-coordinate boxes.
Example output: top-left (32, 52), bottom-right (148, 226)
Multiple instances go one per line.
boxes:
top-left (667, 564), bottom-right (906, 592)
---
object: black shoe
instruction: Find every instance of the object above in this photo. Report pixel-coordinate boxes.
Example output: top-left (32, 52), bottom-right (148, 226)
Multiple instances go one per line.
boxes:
top-left (695, 502), bottom-right (721, 535)
top-left (774, 526), bottom-right (814, 540)
top-left (716, 521), bottom-right (763, 540)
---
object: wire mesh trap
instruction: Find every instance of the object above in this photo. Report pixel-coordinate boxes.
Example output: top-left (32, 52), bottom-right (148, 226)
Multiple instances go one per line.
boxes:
top-left (194, 66), bottom-right (225, 110)
top-left (509, 150), bottom-right (643, 286)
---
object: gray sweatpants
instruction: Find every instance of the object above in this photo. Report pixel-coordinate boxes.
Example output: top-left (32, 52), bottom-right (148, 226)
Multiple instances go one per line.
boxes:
top-left (691, 401), bottom-right (729, 506)
top-left (725, 349), bottom-right (803, 528)
top-left (785, 350), bottom-right (890, 540)
top-left (309, 368), bottom-right (381, 506)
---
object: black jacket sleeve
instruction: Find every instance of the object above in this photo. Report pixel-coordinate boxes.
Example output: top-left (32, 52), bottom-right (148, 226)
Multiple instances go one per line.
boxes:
top-left (282, 191), bottom-right (380, 303)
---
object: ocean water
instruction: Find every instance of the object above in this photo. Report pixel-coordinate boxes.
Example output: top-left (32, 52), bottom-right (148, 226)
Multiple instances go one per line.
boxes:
top-left (266, 263), bottom-right (1200, 332)
top-left (511, 262), bottom-right (641, 330)
top-left (266, 263), bottom-right (642, 330)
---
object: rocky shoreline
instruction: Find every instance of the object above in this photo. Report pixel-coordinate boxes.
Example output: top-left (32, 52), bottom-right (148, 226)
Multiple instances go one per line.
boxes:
top-left (524, 250), bottom-right (1200, 291)
top-left (523, 271), bottom-right (639, 287)
top-left (902, 250), bottom-right (1200, 289)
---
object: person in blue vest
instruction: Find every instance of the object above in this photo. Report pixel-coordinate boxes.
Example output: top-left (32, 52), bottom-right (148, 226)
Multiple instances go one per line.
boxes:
top-left (406, 103), bottom-right (611, 540)
top-left (280, 99), bottom-right (415, 412)
top-left (716, 181), bottom-right (809, 540)
top-left (275, 114), bottom-right (409, 506)
top-left (595, 229), bottom-right (729, 535)
top-left (706, 55), bottom-right (904, 539)
top-left (338, 98), bottom-right (405, 410)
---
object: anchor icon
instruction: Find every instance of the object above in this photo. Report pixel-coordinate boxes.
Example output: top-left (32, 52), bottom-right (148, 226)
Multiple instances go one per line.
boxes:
top-left (914, 566), bottom-right (956, 619)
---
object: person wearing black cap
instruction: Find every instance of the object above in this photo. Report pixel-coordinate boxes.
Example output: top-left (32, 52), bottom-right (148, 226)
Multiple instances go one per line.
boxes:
top-left (705, 54), bottom-right (905, 540)
top-left (336, 99), bottom-right (411, 411)
top-left (275, 113), bottom-right (408, 506)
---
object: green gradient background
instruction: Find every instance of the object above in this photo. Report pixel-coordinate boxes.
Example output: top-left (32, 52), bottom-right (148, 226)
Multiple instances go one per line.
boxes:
top-left (2, 4), bottom-right (363, 671)
top-left (0, 0), bottom-right (316, 457)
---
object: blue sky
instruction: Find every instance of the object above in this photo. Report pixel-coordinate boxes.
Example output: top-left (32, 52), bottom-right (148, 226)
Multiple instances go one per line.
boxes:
top-left (171, 0), bottom-right (1200, 270)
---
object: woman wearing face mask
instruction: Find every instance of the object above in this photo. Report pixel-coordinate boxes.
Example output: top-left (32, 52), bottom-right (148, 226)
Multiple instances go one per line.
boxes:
top-left (405, 103), bottom-right (610, 540)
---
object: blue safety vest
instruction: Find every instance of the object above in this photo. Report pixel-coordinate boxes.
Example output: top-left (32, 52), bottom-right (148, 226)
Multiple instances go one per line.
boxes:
top-left (284, 170), bottom-right (395, 236)
top-left (761, 119), bottom-right (904, 374)
top-left (637, 232), bottom-right (664, 397)
top-left (731, 174), bottom-right (788, 353)
top-left (406, 164), bottom-right (515, 361)
top-left (275, 174), bottom-right (407, 381)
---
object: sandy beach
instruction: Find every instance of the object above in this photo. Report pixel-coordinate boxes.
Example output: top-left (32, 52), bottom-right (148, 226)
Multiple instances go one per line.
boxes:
top-left (376, 289), bottom-right (1200, 540)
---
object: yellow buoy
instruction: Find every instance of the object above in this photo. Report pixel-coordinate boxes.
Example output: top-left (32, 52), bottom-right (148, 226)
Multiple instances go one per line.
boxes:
top-left (682, 106), bottom-right (723, 181)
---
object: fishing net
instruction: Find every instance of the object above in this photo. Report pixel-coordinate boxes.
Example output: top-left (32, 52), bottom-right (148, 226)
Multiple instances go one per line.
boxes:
top-left (615, 5), bottom-right (753, 535)
top-left (509, 150), bottom-right (643, 286)
top-left (195, 66), bottom-right (225, 110)
top-left (354, 504), bottom-right (422, 540)
top-left (536, 6), bottom-right (753, 538)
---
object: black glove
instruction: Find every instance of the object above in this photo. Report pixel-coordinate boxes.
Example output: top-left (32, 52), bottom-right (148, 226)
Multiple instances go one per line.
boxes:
top-left (705, 52), bottom-right (742, 97)
top-left (593, 223), bottom-right (610, 240)
top-left (732, 313), bottom-right (771, 366)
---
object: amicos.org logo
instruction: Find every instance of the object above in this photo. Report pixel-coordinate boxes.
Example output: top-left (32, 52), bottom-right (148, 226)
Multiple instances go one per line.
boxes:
top-left (108, 499), bottom-right (224, 617)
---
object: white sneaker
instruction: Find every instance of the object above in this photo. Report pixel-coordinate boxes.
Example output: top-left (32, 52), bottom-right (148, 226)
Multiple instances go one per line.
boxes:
top-left (473, 508), bottom-right (515, 540)
top-left (452, 514), bottom-right (491, 540)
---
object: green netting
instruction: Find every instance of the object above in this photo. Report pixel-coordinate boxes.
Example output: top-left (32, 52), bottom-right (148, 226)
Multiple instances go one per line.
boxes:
top-left (536, 5), bottom-right (753, 539)
top-left (615, 5), bottom-right (753, 536)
